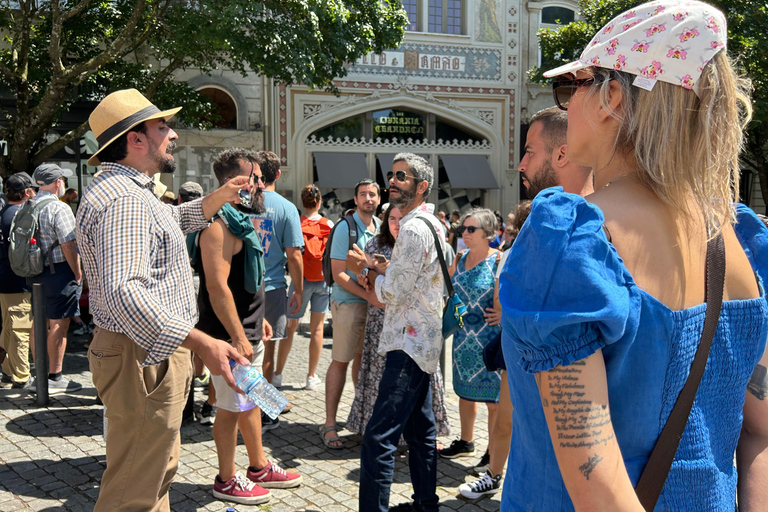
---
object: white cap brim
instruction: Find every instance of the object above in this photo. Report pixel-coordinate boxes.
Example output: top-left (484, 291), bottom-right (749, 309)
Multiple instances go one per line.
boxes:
top-left (543, 60), bottom-right (589, 79)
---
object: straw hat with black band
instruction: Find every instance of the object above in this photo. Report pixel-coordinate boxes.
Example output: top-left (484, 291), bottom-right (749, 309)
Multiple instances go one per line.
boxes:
top-left (87, 89), bottom-right (181, 167)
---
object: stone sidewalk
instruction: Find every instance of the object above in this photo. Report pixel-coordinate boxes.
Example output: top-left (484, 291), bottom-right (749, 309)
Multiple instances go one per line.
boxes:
top-left (0, 324), bottom-right (502, 511)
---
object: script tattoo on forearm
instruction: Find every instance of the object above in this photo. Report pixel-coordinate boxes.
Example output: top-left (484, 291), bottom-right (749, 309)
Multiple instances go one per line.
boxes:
top-left (578, 453), bottom-right (603, 480)
top-left (544, 361), bottom-right (615, 459)
top-left (747, 364), bottom-right (767, 400)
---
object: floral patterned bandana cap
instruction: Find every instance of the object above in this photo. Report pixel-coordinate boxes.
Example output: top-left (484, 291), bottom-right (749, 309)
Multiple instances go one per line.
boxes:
top-left (543, 0), bottom-right (727, 97)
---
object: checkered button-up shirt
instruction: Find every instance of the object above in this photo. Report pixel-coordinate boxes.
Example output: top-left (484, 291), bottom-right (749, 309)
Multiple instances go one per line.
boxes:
top-left (33, 190), bottom-right (77, 265)
top-left (76, 163), bottom-right (209, 366)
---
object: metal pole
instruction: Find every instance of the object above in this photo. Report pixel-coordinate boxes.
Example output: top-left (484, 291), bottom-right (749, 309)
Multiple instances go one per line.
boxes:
top-left (32, 283), bottom-right (48, 406)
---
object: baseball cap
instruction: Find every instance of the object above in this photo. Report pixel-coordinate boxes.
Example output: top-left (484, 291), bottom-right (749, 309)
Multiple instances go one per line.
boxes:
top-left (6, 172), bottom-right (39, 193)
top-left (178, 181), bottom-right (204, 202)
top-left (32, 163), bottom-right (73, 186)
top-left (543, 0), bottom-right (728, 97)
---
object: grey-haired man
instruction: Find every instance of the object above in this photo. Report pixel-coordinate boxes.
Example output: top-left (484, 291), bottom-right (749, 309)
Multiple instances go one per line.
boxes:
top-left (350, 153), bottom-right (444, 512)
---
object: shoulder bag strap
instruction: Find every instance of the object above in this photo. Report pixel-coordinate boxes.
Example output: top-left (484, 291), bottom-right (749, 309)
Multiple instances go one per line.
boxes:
top-left (417, 216), bottom-right (455, 296)
top-left (634, 232), bottom-right (726, 510)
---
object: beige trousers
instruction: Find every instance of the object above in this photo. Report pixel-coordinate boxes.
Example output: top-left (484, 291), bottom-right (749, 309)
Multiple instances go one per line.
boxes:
top-left (0, 292), bottom-right (32, 384)
top-left (89, 327), bottom-right (193, 512)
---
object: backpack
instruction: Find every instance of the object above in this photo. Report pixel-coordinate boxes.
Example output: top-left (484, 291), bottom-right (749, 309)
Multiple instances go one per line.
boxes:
top-left (300, 216), bottom-right (332, 282)
top-left (322, 216), bottom-right (358, 287)
top-left (8, 196), bottom-right (60, 277)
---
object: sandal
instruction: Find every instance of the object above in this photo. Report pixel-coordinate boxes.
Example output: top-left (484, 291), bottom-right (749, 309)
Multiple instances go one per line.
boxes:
top-left (319, 424), bottom-right (344, 449)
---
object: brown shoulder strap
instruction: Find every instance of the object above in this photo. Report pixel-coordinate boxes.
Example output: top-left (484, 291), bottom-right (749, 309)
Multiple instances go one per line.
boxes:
top-left (634, 232), bottom-right (726, 510)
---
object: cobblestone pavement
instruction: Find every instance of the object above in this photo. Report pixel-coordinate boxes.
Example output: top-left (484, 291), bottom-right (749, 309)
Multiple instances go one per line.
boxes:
top-left (0, 321), bottom-right (502, 511)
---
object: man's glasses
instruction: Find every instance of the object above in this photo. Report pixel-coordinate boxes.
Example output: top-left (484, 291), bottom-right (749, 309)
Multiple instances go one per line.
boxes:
top-left (457, 225), bottom-right (483, 235)
top-left (387, 170), bottom-right (416, 182)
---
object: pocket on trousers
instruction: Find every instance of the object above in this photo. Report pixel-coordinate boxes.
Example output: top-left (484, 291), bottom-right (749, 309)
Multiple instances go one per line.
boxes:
top-left (89, 349), bottom-right (123, 396)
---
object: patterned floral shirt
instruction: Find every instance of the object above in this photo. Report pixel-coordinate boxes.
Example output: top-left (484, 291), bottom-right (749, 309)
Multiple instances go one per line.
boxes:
top-left (374, 203), bottom-right (444, 374)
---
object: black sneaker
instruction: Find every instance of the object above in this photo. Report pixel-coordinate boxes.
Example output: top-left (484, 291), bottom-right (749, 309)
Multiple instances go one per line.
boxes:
top-left (473, 450), bottom-right (490, 476)
top-left (198, 401), bottom-right (216, 425)
top-left (438, 439), bottom-right (475, 459)
top-left (261, 412), bottom-right (280, 434)
top-left (458, 470), bottom-right (502, 499)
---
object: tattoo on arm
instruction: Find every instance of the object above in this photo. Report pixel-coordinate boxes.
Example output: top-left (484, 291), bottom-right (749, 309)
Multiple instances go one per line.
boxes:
top-left (545, 360), bottom-right (615, 450)
top-left (578, 453), bottom-right (603, 481)
top-left (747, 364), bottom-right (767, 401)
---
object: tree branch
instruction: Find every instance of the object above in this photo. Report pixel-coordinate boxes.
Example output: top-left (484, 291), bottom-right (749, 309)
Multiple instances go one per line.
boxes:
top-left (32, 119), bottom-right (90, 167)
top-left (61, 0), bottom-right (94, 22)
top-left (144, 56), bottom-right (184, 98)
top-left (49, 0), bottom-right (66, 76)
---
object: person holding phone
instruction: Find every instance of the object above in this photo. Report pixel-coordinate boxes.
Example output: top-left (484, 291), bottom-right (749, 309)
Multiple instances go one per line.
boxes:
top-left (347, 204), bottom-right (451, 439)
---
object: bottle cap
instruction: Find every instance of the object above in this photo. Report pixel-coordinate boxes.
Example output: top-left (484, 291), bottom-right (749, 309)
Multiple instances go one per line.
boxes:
top-left (30, 237), bottom-right (36, 244)
top-left (228, 359), bottom-right (236, 370)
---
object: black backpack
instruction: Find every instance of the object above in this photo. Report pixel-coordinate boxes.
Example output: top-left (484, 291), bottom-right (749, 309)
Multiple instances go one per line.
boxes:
top-left (322, 216), bottom-right (358, 287)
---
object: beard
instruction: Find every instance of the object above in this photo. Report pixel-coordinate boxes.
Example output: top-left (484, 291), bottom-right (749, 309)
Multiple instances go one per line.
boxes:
top-left (525, 159), bottom-right (559, 199)
top-left (390, 182), bottom-right (417, 208)
top-left (150, 140), bottom-right (177, 174)
top-left (237, 189), bottom-right (266, 215)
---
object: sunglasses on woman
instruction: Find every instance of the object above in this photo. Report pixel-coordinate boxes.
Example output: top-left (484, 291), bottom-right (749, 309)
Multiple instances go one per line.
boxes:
top-left (386, 170), bottom-right (416, 182)
top-left (552, 73), bottom-right (616, 111)
top-left (457, 225), bottom-right (483, 235)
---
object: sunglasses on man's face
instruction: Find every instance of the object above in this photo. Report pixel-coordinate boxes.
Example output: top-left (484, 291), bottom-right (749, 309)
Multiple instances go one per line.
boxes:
top-left (387, 170), bottom-right (416, 183)
top-left (457, 225), bottom-right (483, 235)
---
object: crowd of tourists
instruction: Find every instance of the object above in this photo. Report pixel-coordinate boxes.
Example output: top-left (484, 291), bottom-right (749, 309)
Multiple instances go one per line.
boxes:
top-left (0, 1), bottom-right (767, 511)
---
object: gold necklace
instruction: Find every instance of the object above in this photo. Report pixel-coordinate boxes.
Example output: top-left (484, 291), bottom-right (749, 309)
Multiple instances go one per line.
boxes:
top-left (601, 172), bottom-right (635, 189)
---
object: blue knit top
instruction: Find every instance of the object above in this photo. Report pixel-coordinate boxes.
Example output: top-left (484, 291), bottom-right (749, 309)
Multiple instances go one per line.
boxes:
top-left (499, 189), bottom-right (768, 511)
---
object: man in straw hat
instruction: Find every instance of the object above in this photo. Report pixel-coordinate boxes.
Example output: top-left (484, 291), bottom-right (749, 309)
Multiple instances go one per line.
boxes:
top-left (75, 89), bottom-right (251, 512)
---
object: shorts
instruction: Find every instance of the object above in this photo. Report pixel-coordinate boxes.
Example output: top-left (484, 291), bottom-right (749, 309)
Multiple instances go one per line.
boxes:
top-left (30, 262), bottom-right (81, 320)
top-left (330, 301), bottom-right (367, 363)
top-left (211, 339), bottom-right (265, 413)
top-left (287, 279), bottom-right (330, 319)
top-left (264, 288), bottom-right (287, 341)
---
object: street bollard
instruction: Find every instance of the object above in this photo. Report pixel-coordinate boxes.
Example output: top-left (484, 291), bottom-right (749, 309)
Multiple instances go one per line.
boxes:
top-left (32, 283), bottom-right (49, 406)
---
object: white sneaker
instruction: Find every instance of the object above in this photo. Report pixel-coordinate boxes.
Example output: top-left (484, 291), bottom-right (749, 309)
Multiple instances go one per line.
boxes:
top-left (271, 374), bottom-right (282, 388)
top-left (305, 374), bottom-right (321, 390)
top-left (458, 470), bottom-right (502, 499)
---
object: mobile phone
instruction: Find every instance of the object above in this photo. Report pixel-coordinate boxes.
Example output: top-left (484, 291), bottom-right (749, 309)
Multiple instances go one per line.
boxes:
top-left (373, 254), bottom-right (388, 263)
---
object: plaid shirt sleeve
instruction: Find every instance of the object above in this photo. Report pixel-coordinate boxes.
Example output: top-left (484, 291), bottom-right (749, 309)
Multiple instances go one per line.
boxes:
top-left (53, 205), bottom-right (77, 245)
top-left (172, 197), bottom-right (210, 234)
top-left (96, 193), bottom-right (193, 366)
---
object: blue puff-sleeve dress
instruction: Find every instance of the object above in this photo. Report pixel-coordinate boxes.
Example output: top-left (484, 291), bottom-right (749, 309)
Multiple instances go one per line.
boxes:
top-left (498, 189), bottom-right (768, 511)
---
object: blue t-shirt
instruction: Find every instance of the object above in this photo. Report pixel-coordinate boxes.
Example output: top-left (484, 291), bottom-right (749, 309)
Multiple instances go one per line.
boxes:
top-left (249, 191), bottom-right (304, 292)
top-left (0, 203), bottom-right (28, 294)
top-left (330, 211), bottom-right (380, 305)
top-left (498, 189), bottom-right (768, 512)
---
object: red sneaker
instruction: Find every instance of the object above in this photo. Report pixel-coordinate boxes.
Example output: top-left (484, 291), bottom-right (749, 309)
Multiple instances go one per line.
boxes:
top-left (247, 460), bottom-right (303, 489)
top-left (212, 472), bottom-right (270, 505)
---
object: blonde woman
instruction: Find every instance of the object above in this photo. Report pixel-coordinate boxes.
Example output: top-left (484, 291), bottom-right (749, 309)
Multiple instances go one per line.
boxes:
top-left (499, 1), bottom-right (768, 511)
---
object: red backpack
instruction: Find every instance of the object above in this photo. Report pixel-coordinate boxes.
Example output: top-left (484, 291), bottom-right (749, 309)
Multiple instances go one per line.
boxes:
top-left (301, 216), bottom-right (332, 282)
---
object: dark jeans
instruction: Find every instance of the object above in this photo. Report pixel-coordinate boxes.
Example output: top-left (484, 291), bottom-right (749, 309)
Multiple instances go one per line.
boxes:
top-left (360, 350), bottom-right (439, 512)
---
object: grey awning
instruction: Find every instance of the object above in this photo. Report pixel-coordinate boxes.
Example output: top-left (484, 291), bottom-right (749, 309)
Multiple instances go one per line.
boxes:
top-left (314, 153), bottom-right (369, 189)
top-left (440, 155), bottom-right (498, 189)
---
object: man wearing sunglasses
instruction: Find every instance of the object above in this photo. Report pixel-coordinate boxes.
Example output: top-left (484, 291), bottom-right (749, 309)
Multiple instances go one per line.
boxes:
top-left (519, 106), bottom-right (593, 199)
top-left (354, 153), bottom-right (444, 512)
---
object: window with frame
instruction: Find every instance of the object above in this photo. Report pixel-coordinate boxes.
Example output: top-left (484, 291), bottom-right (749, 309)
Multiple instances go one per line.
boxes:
top-left (401, 0), bottom-right (464, 34)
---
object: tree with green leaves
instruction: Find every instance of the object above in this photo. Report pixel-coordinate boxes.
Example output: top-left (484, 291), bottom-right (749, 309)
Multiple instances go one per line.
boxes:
top-left (530, 0), bottom-right (768, 206)
top-left (0, 0), bottom-right (408, 177)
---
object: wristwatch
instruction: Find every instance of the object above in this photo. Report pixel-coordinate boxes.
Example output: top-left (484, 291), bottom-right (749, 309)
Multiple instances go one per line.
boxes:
top-left (361, 268), bottom-right (369, 278)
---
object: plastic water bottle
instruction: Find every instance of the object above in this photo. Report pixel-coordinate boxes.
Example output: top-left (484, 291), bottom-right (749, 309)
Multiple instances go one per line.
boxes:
top-left (229, 360), bottom-right (288, 419)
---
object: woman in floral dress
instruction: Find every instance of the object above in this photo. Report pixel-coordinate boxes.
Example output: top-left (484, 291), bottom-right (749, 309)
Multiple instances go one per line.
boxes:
top-left (347, 204), bottom-right (451, 437)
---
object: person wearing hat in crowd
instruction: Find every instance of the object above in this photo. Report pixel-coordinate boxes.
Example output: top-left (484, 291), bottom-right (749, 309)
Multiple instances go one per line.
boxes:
top-left (0, 173), bottom-right (38, 389)
top-left (28, 163), bottom-right (83, 395)
top-left (499, 1), bottom-right (768, 511)
top-left (161, 190), bottom-right (176, 205)
top-left (178, 181), bottom-right (204, 204)
top-left (75, 88), bottom-right (251, 512)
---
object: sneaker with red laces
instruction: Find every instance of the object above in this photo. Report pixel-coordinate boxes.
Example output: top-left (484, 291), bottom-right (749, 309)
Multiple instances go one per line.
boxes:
top-left (212, 471), bottom-right (270, 505)
top-left (247, 460), bottom-right (303, 489)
